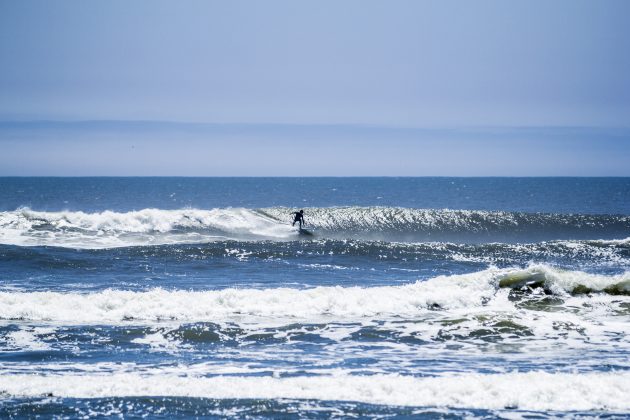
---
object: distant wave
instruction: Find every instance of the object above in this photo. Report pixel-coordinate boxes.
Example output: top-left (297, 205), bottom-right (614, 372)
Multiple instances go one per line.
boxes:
top-left (1, 207), bottom-right (629, 248)
top-left (1, 265), bottom-right (628, 322)
top-left (0, 370), bottom-right (628, 411)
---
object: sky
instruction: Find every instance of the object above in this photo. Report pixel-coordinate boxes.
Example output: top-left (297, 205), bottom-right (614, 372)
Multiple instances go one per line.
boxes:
top-left (0, 0), bottom-right (629, 175)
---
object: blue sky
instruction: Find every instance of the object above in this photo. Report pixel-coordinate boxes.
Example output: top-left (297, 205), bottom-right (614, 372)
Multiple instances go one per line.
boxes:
top-left (0, 0), bottom-right (629, 175)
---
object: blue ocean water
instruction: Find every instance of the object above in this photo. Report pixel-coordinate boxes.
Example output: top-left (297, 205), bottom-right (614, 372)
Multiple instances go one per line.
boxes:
top-left (1, 177), bottom-right (629, 418)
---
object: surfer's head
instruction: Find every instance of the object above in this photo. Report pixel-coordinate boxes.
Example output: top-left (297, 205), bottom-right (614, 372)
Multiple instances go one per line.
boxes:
top-left (299, 210), bottom-right (304, 214)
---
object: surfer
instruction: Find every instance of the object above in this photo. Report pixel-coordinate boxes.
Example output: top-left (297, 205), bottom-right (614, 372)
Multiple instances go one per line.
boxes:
top-left (291, 209), bottom-right (305, 229)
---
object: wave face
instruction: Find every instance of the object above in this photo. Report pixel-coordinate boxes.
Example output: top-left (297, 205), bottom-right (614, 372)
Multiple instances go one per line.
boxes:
top-left (264, 206), bottom-right (630, 242)
top-left (1, 206), bottom-right (629, 248)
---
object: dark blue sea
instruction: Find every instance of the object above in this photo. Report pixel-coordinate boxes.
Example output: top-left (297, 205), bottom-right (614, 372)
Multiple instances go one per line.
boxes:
top-left (1, 177), bottom-right (629, 418)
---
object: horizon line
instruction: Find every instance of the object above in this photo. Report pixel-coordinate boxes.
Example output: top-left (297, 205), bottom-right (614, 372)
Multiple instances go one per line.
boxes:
top-left (2, 119), bottom-right (630, 132)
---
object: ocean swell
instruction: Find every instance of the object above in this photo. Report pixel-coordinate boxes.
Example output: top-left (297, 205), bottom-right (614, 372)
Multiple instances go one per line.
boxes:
top-left (1, 207), bottom-right (629, 248)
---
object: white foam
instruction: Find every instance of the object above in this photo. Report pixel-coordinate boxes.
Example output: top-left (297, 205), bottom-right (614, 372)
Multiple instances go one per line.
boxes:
top-left (3, 206), bottom-right (628, 249)
top-left (0, 269), bottom-right (501, 322)
top-left (589, 237), bottom-right (630, 246)
top-left (0, 207), bottom-right (295, 248)
top-left (131, 331), bottom-right (184, 352)
top-left (3, 327), bottom-right (54, 351)
top-left (0, 266), bottom-right (627, 323)
top-left (0, 371), bottom-right (628, 411)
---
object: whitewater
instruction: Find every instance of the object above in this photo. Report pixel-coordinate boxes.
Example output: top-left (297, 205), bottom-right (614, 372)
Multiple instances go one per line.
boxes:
top-left (1, 177), bottom-right (629, 418)
top-left (2, 206), bottom-right (629, 248)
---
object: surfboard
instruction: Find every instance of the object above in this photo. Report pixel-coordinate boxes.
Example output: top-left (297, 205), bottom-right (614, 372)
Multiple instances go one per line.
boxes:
top-left (298, 228), bottom-right (314, 236)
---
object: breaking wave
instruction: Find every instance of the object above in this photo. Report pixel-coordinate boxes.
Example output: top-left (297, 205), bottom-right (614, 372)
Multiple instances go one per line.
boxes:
top-left (1, 207), bottom-right (629, 248)
top-left (0, 370), bottom-right (628, 411)
top-left (1, 265), bottom-right (628, 322)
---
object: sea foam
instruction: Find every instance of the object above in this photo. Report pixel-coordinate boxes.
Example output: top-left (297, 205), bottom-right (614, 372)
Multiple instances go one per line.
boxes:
top-left (0, 370), bottom-right (628, 411)
top-left (1, 206), bottom-right (628, 248)
top-left (1, 265), bottom-right (628, 323)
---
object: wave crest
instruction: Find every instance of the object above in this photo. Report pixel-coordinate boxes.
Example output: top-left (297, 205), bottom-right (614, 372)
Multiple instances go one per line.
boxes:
top-left (0, 207), bottom-right (293, 248)
top-left (1, 207), bottom-right (629, 248)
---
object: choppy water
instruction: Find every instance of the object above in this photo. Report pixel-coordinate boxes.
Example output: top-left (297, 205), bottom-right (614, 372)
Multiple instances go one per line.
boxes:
top-left (1, 177), bottom-right (629, 418)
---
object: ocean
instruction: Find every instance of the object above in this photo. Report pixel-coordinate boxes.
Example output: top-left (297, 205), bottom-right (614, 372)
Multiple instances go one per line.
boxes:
top-left (0, 177), bottom-right (629, 418)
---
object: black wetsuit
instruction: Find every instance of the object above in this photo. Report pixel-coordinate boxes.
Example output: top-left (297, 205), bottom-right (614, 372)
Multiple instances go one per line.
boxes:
top-left (292, 211), bottom-right (305, 228)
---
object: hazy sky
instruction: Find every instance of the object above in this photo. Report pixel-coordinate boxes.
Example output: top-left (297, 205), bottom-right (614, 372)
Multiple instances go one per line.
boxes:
top-left (1, 1), bottom-right (629, 175)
